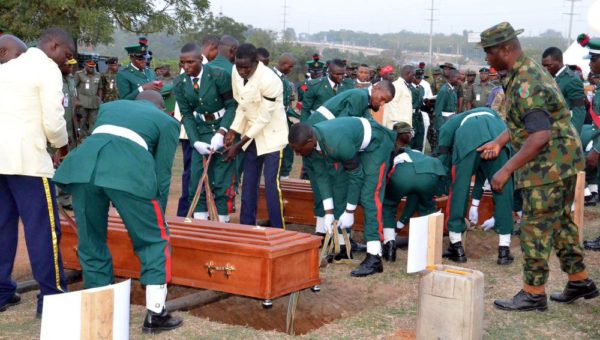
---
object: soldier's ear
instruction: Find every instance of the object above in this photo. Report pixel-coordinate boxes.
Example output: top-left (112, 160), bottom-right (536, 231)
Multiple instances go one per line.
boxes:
top-left (0, 47), bottom-right (6, 58)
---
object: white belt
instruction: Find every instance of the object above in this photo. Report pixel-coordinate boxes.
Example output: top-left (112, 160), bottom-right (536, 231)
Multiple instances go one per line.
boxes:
top-left (195, 108), bottom-right (226, 122)
top-left (460, 111), bottom-right (494, 126)
top-left (357, 117), bottom-right (372, 151)
top-left (92, 124), bottom-right (148, 150)
top-left (316, 106), bottom-right (335, 120)
top-left (586, 141), bottom-right (594, 153)
top-left (441, 111), bottom-right (455, 117)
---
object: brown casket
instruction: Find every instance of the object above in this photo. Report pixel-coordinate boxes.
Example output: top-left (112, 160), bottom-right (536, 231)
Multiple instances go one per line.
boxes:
top-left (60, 214), bottom-right (321, 300)
top-left (258, 179), bottom-right (495, 232)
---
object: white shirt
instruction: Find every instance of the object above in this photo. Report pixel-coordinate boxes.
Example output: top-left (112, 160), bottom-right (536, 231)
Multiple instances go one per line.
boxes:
top-left (420, 79), bottom-right (434, 100)
top-left (382, 77), bottom-right (413, 129)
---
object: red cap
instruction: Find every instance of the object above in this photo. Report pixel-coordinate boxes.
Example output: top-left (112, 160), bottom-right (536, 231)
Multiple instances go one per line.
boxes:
top-left (380, 65), bottom-right (394, 76)
top-left (489, 67), bottom-right (497, 75)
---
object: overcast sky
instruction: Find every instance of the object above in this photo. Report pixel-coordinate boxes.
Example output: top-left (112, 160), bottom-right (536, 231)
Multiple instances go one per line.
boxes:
top-left (209, 0), bottom-right (598, 38)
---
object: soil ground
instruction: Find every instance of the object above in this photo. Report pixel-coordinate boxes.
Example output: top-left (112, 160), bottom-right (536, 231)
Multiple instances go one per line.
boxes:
top-left (2, 146), bottom-right (600, 339)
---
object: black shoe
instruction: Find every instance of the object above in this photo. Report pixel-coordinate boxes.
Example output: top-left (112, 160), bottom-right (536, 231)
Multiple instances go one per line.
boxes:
top-left (382, 240), bottom-right (397, 262)
top-left (350, 253), bottom-right (383, 277)
top-left (512, 229), bottom-right (521, 236)
top-left (334, 245), bottom-right (353, 261)
top-left (0, 293), bottom-right (21, 312)
top-left (494, 290), bottom-right (548, 312)
top-left (584, 195), bottom-right (597, 206)
top-left (350, 238), bottom-right (367, 252)
top-left (583, 236), bottom-right (600, 250)
top-left (394, 236), bottom-right (409, 249)
top-left (442, 241), bottom-right (467, 263)
top-left (497, 246), bottom-right (514, 265)
top-left (550, 279), bottom-right (599, 304)
top-left (142, 308), bottom-right (183, 334)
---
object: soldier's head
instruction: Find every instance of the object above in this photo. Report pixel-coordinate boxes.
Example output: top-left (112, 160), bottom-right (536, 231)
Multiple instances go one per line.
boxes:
top-left (277, 53), bottom-right (296, 75)
top-left (106, 57), bottom-right (119, 72)
top-left (257, 47), bottom-right (270, 66)
top-left (541, 47), bottom-right (564, 76)
top-left (235, 43), bottom-right (259, 80)
top-left (0, 34), bottom-right (27, 64)
top-left (59, 57), bottom-right (77, 76)
top-left (38, 28), bottom-right (75, 67)
top-left (393, 122), bottom-right (414, 147)
top-left (84, 60), bottom-right (96, 74)
top-left (371, 80), bottom-right (396, 111)
top-left (479, 22), bottom-right (524, 72)
top-left (400, 65), bottom-right (416, 83)
top-left (289, 123), bottom-right (316, 157)
top-left (413, 69), bottom-right (425, 85)
top-left (219, 35), bottom-right (239, 63)
top-left (126, 44), bottom-right (148, 70)
top-left (446, 69), bottom-right (461, 86)
top-left (201, 35), bottom-right (220, 62)
top-left (179, 43), bottom-right (203, 77)
top-left (328, 59), bottom-right (346, 84)
top-left (580, 35), bottom-right (600, 75)
top-left (479, 67), bottom-right (490, 82)
top-left (136, 90), bottom-right (165, 111)
top-left (357, 64), bottom-right (370, 82)
top-left (466, 70), bottom-right (476, 83)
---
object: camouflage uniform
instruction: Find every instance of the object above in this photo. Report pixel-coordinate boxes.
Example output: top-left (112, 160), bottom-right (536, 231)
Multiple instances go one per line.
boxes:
top-left (101, 71), bottom-right (119, 103)
top-left (504, 54), bottom-right (585, 286)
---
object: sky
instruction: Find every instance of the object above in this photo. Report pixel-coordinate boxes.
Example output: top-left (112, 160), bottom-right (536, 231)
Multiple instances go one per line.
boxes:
top-left (208, 0), bottom-right (599, 39)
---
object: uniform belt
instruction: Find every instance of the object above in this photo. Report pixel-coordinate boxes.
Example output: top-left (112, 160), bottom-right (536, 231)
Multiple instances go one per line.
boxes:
top-left (572, 98), bottom-right (585, 107)
top-left (441, 111), bottom-right (455, 117)
top-left (460, 111), bottom-right (494, 126)
top-left (92, 124), bottom-right (148, 150)
top-left (195, 108), bottom-right (225, 122)
top-left (357, 117), bottom-right (372, 151)
top-left (316, 106), bottom-right (335, 120)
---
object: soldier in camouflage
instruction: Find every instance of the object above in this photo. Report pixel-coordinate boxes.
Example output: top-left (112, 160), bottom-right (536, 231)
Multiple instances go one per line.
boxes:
top-left (101, 57), bottom-right (120, 103)
top-left (477, 22), bottom-right (598, 312)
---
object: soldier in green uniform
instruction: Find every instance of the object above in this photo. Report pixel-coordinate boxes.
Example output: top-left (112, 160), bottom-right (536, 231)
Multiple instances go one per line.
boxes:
top-left (60, 58), bottom-right (78, 148)
top-left (208, 35), bottom-right (239, 75)
top-left (75, 59), bottom-right (102, 137)
top-left (477, 22), bottom-right (597, 311)
top-left (116, 44), bottom-right (161, 100)
top-left (289, 116), bottom-right (396, 277)
top-left (173, 43), bottom-right (237, 222)
top-left (382, 122), bottom-right (446, 261)
top-left (462, 70), bottom-right (476, 110)
top-left (410, 69), bottom-right (426, 151)
top-left (101, 57), bottom-right (120, 103)
top-left (436, 107), bottom-right (515, 264)
top-left (272, 53), bottom-right (299, 179)
top-left (433, 68), bottom-right (460, 130)
top-left (541, 47), bottom-right (587, 135)
top-left (472, 67), bottom-right (495, 109)
top-left (53, 92), bottom-right (182, 333)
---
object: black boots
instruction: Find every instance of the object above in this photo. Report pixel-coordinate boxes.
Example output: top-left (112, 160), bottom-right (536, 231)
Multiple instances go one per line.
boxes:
top-left (442, 241), bottom-right (467, 263)
top-left (350, 253), bottom-right (383, 277)
top-left (350, 238), bottom-right (367, 252)
top-left (497, 246), bottom-right (514, 265)
top-left (0, 293), bottom-right (21, 312)
top-left (142, 308), bottom-right (183, 334)
top-left (583, 236), bottom-right (600, 251)
top-left (382, 240), bottom-right (397, 262)
top-left (494, 290), bottom-right (548, 312)
top-left (550, 279), bottom-right (599, 304)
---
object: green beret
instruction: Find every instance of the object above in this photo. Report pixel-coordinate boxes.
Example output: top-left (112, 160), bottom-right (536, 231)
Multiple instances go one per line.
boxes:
top-left (478, 22), bottom-right (523, 48)
top-left (124, 44), bottom-right (148, 55)
top-left (393, 122), bottom-right (413, 134)
top-left (479, 67), bottom-right (490, 73)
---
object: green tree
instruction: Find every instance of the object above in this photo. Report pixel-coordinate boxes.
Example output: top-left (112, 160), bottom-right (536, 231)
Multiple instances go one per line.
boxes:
top-left (180, 12), bottom-right (248, 45)
top-left (0, 0), bottom-right (209, 45)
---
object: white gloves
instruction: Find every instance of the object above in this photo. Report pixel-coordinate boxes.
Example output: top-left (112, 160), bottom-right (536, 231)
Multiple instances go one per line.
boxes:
top-left (210, 133), bottom-right (224, 152)
top-left (338, 211), bottom-right (354, 229)
top-left (323, 214), bottom-right (335, 233)
top-left (482, 217), bottom-right (495, 231)
top-left (397, 221), bottom-right (405, 230)
top-left (194, 141), bottom-right (211, 155)
top-left (468, 199), bottom-right (480, 224)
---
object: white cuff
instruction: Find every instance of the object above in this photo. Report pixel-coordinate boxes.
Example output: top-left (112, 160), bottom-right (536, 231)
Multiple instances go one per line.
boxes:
top-left (449, 231), bottom-right (462, 244)
top-left (366, 241), bottom-right (382, 256)
top-left (346, 203), bottom-right (357, 211)
top-left (323, 198), bottom-right (334, 211)
top-left (146, 284), bottom-right (167, 313)
top-left (471, 199), bottom-right (480, 207)
top-left (219, 127), bottom-right (228, 133)
top-left (499, 234), bottom-right (511, 247)
top-left (138, 86), bottom-right (144, 93)
top-left (383, 228), bottom-right (396, 243)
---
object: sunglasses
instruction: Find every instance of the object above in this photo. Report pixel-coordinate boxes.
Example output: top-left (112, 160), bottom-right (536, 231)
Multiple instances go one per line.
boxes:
top-left (591, 55), bottom-right (600, 62)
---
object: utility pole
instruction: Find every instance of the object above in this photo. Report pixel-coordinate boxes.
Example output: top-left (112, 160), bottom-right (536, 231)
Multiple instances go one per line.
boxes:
top-left (564, 0), bottom-right (580, 46)
top-left (426, 0), bottom-right (438, 68)
top-left (282, 0), bottom-right (288, 42)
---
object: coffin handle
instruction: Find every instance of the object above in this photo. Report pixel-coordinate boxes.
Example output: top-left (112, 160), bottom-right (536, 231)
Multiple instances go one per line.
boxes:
top-left (205, 261), bottom-right (235, 278)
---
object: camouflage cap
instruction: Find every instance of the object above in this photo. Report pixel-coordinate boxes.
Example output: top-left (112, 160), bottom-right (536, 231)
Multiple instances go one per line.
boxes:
top-left (431, 66), bottom-right (442, 74)
top-left (466, 69), bottom-right (476, 76)
top-left (479, 22), bottom-right (523, 48)
top-left (439, 62), bottom-right (456, 70)
top-left (393, 122), bottom-right (413, 134)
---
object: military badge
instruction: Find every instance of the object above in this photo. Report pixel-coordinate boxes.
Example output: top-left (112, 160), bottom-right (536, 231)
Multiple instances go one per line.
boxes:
top-left (518, 83), bottom-right (529, 99)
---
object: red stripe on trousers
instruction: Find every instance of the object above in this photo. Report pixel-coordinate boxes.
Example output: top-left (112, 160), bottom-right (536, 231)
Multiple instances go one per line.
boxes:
top-left (151, 200), bottom-right (172, 283)
top-left (444, 165), bottom-right (456, 233)
top-left (374, 162), bottom-right (386, 241)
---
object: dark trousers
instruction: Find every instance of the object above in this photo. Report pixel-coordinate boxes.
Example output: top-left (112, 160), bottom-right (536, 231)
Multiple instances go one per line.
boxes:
top-left (239, 142), bottom-right (285, 228)
top-left (176, 139), bottom-right (193, 217)
top-left (0, 175), bottom-right (67, 313)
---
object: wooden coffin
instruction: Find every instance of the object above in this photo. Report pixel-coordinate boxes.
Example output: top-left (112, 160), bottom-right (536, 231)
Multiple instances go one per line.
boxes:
top-left (60, 214), bottom-right (321, 300)
top-left (258, 179), bottom-right (495, 231)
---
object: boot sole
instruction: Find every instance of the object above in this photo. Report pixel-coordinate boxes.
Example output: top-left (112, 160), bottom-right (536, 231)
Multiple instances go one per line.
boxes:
top-left (493, 302), bottom-right (547, 312)
top-left (350, 267), bottom-right (383, 277)
top-left (550, 290), bottom-right (600, 304)
top-left (0, 299), bottom-right (21, 313)
top-left (142, 322), bottom-right (183, 334)
top-left (497, 258), bottom-right (514, 265)
top-left (447, 257), bottom-right (467, 263)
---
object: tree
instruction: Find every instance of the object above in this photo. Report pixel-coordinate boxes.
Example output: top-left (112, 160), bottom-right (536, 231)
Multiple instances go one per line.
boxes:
top-left (0, 0), bottom-right (210, 45)
top-left (180, 12), bottom-right (248, 45)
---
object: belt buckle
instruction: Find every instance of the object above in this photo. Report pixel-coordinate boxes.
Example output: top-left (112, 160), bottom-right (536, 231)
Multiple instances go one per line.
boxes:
top-left (204, 113), bottom-right (216, 122)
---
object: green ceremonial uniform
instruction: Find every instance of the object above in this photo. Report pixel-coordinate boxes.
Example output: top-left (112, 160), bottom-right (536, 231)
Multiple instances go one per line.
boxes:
top-left (311, 117), bottom-right (396, 242)
top-left (53, 100), bottom-right (180, 288)
top-left (101, 70), bottom-right (120, 103)
top-left (173, 64), bottom-right (237, 216)
top-left (581, 124), bottom-right (600, 187)
top-left (274, 67), bottom-right (301, 178)
top-left (116, 64), bottom-right (156, 100)
top-left (300, 76), bottom-right (355, 122)
top-left (504, 55), bottom-right (585, 286)
top-left (208, 55), bottom-right (234, 75)
top-left (409, 83), bottom-right (426, 151)
top-left (75, 70), bottom-right (102, 136)
top-left (472, 80), bottom-right (494, 108)
top-left (434, 82), bottom-right (458, 130)
top-left (437, 107), bottom-right (514, 236)
top-left (555, 67), bottom-right (587, 135)
top-left (383, 148), bottom-right (446, 229)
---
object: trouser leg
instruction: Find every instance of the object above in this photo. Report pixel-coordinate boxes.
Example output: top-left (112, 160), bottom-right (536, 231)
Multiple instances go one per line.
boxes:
top-left (0, 175), bottom-right (19, 307)
top-left (280, 144), bottom-right (294, 177)
top-left (480, 150), bottom-right (514, 235)
top-left (177, 139), bottom-right (193, 217)
top-left (240, 142), bottom-right (263, 226)
top-left (446, 152), bottom-right (478, 234)
top-left (263, 149), bottom-right (285, 228)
